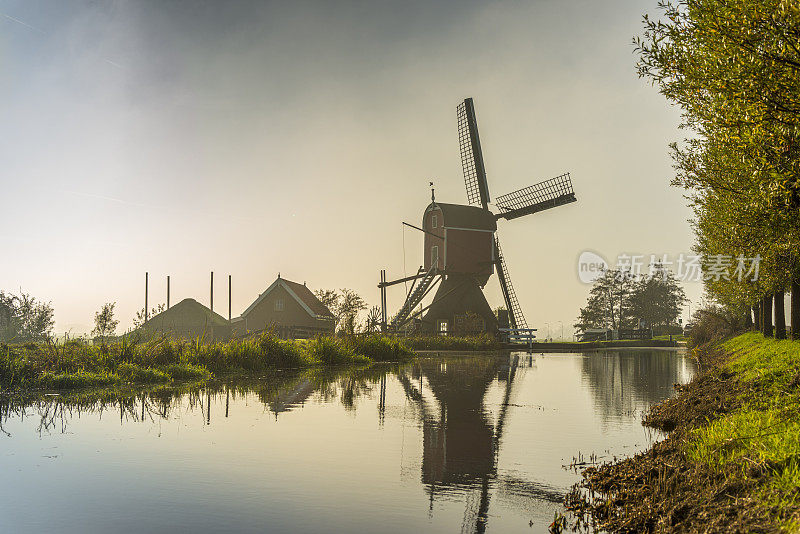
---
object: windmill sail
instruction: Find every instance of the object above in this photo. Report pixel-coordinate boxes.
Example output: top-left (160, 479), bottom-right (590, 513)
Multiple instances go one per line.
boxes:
top-left (494, 236), bottom-right (527, 329)
top-left (457, 98), bottom-right (491, 209)
top-left (495, 173), bottom-right (576, 221)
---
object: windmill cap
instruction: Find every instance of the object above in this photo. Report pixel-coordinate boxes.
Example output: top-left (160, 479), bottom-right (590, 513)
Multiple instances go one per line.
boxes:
top-left (425, 202), bottom-right (497, 231)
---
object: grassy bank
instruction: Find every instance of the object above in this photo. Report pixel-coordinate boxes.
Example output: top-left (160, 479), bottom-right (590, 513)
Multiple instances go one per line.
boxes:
top-left (0, 333), bottom-right (413, 392)
top-left (567, 332), bottom-right (800, 532)
top-left (402, 333), bottom-right (499, 351)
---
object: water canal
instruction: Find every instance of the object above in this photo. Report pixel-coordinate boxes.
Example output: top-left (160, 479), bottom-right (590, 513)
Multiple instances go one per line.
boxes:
top-left (0, 350), bottom-right (695, 533)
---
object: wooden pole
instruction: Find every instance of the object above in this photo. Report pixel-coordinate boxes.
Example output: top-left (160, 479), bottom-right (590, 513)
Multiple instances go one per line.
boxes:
top-left (210, 271), bottom-right (214, 312)
top-left (380, 269), bottom-right (387, 331)
top-left (775, 290), bottom-right (786, 340)
top-left (167, 275), bottom-right (170, 310)
top-left (145, 272), bottom-right (149, 322)
top-left (228, 274), bottom-right (232, 322)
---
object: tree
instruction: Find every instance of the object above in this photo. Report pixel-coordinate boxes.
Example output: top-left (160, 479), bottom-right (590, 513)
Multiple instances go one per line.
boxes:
top-left (314, 289), bottom-right (340, 317)
top-left (133, 304), bottom-right (165, 329)
top-left (575, 269), bottom-right (636, 332)
top-left (337, 288), bottom-right (367, 335)
top-left (313, 288), bottom-right (367, 334)
top-left (0, 290), bottom-right (54, 342)
top-left (627, 266), bottom-right (687, 328)
top-left (636, 0), bottom-right (800, 335)
top-left (92, 302), bottom-right (119, 342)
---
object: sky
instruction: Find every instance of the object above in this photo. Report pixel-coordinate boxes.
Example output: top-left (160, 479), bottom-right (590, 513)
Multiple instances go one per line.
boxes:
top-left (0, 0), bottom-right (702, 336)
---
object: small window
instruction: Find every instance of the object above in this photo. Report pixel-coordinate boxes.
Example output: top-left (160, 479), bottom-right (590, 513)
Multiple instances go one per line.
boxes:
top-left (438, 321), bottom-right (448, 336)
top-left (431, 214), bottom-right (438, 228)
top-left (274, 298), bottom-right (284, 312)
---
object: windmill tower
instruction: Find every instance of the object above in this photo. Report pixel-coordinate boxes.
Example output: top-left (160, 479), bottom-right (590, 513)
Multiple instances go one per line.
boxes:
top-left (380, 98), bottom-right (577, 335)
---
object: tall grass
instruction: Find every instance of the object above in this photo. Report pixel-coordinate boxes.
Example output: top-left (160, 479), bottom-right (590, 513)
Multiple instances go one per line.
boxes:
top-left (342, 335), bottom-right (414, 361)
top-left (0, 332), bottom-right (413, 391)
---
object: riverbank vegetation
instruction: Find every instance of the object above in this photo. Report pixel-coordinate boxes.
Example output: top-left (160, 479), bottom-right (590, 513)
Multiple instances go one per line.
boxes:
top-left (568, 333), bottom-right (800, 532)
top-left (0, 333), bottom-right (414, 392)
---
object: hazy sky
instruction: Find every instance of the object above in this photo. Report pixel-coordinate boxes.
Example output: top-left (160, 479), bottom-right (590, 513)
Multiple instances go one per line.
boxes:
top-left (0, 0), bottom-right (700, 336)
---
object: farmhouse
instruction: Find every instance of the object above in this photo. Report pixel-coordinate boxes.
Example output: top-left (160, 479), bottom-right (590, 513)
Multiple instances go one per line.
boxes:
top-left (233, 276), bottom-right (335, 339)
top-left (138, 298), bottom-right (232, 341)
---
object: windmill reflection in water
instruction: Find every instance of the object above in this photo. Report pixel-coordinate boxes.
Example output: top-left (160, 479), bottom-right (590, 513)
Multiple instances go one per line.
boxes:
top-left (394, 354), bottom-right (563, 534)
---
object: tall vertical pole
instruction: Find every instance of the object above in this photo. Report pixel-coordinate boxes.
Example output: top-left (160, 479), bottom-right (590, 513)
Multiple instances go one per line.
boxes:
top-left (210, 271), bottom-right (214, 312)
top-left (167, 275), bottom-right (170, 310)
top-left (380, 270), bottom-right (387, 331)
top-left (145, 272), bottom-right (149, 322)
top-left (228, 274), bottom-right (232, 322)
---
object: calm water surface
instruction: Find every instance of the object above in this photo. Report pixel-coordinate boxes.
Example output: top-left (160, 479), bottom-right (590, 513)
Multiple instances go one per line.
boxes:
top-left (0, 350), bottom-right (695, 533)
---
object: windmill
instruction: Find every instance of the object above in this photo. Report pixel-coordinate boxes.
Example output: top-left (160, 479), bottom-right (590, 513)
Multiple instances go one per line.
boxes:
top-left (379, 98), bottom-right (576, 335)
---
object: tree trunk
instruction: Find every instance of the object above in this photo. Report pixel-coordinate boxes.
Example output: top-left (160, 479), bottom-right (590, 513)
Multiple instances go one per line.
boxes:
top-left (763, 294), bottom-right (774, 337)
top-left (792, 279), bottom-right (800, 341)
top-left (754, 303), bottom-right (762, 331)
top-left (744, 307), bottom-right (753, 329)
top-left (774, 291), bottom-right (786, 340)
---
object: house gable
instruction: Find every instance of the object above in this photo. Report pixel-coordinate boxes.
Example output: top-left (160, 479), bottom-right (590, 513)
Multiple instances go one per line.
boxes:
top-left (237, 277), bottom-right (335, 337)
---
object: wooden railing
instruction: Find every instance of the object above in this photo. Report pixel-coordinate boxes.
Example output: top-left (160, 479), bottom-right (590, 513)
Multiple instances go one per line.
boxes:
top-left (498, 328), bottom-right (538, 349)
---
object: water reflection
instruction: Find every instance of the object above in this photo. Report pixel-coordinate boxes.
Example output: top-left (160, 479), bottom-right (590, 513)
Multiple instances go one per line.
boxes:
top-left (0, 350), bottom-right (695, 534)
top-left (405, 355), bottom-right (565, 533)
top-left (579, 350), bottom-right (695, 425)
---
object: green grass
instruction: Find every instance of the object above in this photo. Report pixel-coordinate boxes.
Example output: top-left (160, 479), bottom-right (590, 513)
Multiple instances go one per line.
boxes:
top-left (684, 332), bottom-right (800, 527)
top-left (653, 334), bottom-right (686, 342)
top-left (343, 335), bottom-right (414, 361)
top-left (0, 333), bottom-right (413, 392)
top-left (402, 333), bottom-right (499, 351)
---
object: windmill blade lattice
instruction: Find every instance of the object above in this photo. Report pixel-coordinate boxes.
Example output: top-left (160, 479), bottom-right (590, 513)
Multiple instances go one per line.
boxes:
top-left (494, 236), bottom-right (527, 329)
top-left (495, 173), bottom-right (576, 221)
top-left (457, 99), bottom-right (490, 208)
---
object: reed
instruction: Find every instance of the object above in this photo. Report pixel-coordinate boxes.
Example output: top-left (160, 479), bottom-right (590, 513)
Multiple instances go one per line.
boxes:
top-left (0, 332), bottom-right (413, 391)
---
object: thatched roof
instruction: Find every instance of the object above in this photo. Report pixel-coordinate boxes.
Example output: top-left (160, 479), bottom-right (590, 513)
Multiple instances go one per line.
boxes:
top-left (139, 298), bottom-right (230, 340)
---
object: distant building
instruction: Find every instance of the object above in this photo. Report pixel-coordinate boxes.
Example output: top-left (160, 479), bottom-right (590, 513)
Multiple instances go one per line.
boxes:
top-left (138, 298), bottom-right (232, 341)
top-left (233, 276), bottom-right (336, 339)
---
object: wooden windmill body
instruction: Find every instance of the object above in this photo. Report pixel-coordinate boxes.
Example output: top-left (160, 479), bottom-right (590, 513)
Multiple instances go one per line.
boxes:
top-left (379, 98), bottom-right (577, 335)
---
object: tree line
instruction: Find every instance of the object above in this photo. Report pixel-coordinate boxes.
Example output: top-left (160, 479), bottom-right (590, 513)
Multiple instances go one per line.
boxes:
top-left (575, 265), bottom-right (686, 333)
top-left (635, 0), bottom-right (800, 339)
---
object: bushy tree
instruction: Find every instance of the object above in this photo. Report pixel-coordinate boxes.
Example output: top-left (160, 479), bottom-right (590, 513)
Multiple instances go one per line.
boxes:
top-left (575, 269), bottom-right (636, 332)
top-left (337, 289), bottom-right (367, 335)
top-left (576, 268), bottom-right (687, 332)
top-left (636, 0), bottom-right (800, 338)
top-left (313, 288), bottom-right (367, 334)
top-left (628, 266), bottom-right (687, 328)
top-left (0, 290), bottom-right (55, 342)
top-left (92, 302), bottom-right (119, 342)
